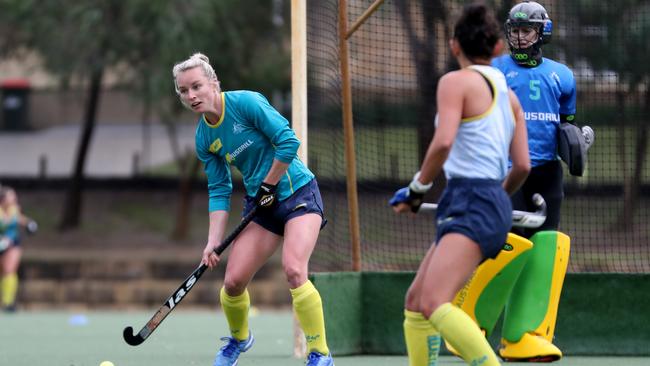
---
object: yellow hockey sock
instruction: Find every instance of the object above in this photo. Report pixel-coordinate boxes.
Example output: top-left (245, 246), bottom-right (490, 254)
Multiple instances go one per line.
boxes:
top-left (290, 280), bottom-right (330, 356)
top-left (1, 273), bottom-right (18, 307)
top-left (430, 303), bottom-right (500, 366)
top-left (220, 287), bottom-right (250, 341)
top-left (404, 309), bottom-right (440, 366)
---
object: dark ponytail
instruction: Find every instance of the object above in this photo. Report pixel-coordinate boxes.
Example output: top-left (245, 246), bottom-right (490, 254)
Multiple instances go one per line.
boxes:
top-left (453, 3), bottom-right (501, 60)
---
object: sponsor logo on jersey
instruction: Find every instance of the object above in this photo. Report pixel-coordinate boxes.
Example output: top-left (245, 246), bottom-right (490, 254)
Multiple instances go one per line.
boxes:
top-left (232, 121), bottom-right (244, 134)
top-left (226, 139), bottom-right (254, 163)
top-left (209, 138), bottom-right (222, 153)
top-left (550, 71), bottom-right (560, 83)
top-left (506, 71), bottom-right (519, 79)
top-left (524, 112), bottom-right (560, 122)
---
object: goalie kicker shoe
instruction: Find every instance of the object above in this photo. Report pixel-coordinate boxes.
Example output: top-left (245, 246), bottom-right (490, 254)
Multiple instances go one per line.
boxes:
top-left (213, 333), bottom-right (255, 366)
top-left (499, 332), bottom-right (562, 362)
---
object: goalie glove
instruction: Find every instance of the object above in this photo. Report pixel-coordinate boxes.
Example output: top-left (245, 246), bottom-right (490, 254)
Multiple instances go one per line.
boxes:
top-left (559, 123), bottom-right (593, 176)
top-left (581, 125), bottom-right (594, 150)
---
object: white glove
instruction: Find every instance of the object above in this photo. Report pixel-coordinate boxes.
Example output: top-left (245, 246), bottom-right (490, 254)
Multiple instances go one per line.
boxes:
top-left (581, 126), bottom-right (594, 150)
top-left (27, 220), bottom-right (38, 234)
top-left (408, 171), bottom-right (433, 194)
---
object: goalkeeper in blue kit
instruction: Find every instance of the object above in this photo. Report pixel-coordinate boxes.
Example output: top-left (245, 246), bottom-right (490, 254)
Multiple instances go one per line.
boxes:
top-left (391, 4), bottom-right (530, 365)
top-left (445, 1), bottom-right (595, 362)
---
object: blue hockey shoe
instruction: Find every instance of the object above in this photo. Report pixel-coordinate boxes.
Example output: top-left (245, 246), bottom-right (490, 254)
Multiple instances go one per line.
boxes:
top-left (213, 333), bottom-right (255, 366)
top-left (306, 351), bottom-right (334, 366)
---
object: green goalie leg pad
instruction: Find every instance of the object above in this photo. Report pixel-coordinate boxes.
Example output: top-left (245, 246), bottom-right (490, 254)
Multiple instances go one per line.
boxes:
top-left (502, 231), bottom-right (570, 343)
top-left (452, 233), bottom-right (534, 337)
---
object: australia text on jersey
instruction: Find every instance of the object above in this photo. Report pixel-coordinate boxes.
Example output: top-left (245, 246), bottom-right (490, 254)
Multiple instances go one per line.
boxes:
top-left (228, 139), bottom-right (254, 163)
top-left (525, 112), bottom-right (559, 122)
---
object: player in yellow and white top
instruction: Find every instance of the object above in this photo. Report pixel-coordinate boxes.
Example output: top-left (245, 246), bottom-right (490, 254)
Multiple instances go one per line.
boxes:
top-left (390, 4), bottom-right (530, 366)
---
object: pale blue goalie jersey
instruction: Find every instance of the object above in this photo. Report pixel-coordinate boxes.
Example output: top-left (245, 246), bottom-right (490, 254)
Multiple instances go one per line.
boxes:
top-left (492, 55), bottom-right (576, 167)
top-left (438, 65), bottom-right (515, 181)
top-left (195, 90), bottom-right (314, 212)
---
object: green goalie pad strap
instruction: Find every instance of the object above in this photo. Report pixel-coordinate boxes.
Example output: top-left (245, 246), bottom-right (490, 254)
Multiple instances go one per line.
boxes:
top-left (452, 233), bottom-right (533, 337)
top-left (502, 231), bottom-right (571, 342)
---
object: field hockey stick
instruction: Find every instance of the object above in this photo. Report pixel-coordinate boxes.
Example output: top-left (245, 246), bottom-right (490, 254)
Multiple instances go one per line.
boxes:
top-left (123, 207), bottom-right (257, 346)
top-left (419, 193), bottom-right (547, 229)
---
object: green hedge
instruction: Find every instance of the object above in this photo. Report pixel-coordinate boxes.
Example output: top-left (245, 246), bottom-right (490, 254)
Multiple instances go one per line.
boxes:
top-left (311, 272), bottom-right (650, 356)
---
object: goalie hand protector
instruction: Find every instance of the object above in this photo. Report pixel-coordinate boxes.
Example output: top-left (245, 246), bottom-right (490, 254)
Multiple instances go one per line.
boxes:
top-left (558, 122), bottom-right (592, 176)
top-left (581, 125), bottom-right (594, 150)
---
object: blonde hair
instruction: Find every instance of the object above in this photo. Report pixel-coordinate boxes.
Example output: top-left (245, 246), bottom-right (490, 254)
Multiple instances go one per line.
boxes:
top-left (172, 52), bottom-right (220, 95)
top-left (0, 186), bottom-right (17, 210)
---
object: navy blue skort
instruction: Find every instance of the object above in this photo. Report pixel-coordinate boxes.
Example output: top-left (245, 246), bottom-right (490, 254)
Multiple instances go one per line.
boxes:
top-left (435, 178), bottom-right (512, 259)
top-left (243, 178), bottom-right (325, 236)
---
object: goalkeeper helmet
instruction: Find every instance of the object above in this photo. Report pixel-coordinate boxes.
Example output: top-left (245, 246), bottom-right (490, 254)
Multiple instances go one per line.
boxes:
top-left (505, 1), bottom-right (552, 67)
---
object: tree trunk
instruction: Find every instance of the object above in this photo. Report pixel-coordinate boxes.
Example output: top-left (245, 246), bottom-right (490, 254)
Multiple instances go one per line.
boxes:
top-left (161, 102), bottom-right (186, 167)
top-left (171, 154), bottom-right (201, 240)
top-left (616, 90), bottom-right (628, 177)
top-left (395, 0), bottom-right (447, 198)
top-left (59, 67), bottom-right (104, 230)
top-left (395, 1), bottom-right (442, 159)
top-left (618, 89), bottom-right (649, 229)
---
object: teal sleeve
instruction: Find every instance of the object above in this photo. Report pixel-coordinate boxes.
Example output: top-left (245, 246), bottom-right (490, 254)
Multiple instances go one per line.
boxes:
top-left (195, 132), bottom-right (233, 212)
top-left (1, 219), bottom-right (20, 242)
top-left (243, 92), bottom-right (300, 164)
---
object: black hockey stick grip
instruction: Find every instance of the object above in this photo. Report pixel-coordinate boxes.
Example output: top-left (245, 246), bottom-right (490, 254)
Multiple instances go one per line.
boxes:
top-left (123, 207), bottom-right (257, 346)
top-left (213, 207), bottom-right (257, 255)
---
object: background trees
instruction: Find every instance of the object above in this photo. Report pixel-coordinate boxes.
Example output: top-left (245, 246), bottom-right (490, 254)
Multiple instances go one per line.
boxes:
top-left (560, 0), bottom-right (650, 229)
top-left (0, 0), bottom-right (290, 233)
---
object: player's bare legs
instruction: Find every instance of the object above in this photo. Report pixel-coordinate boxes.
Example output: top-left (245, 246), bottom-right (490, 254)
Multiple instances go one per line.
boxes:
top-left (405, 234), bottom-right (501, 366)
top-left (222, 222), bottom-right (281, 296)
top-left (419, 233), bottom-right (483, 317)
top-left (283, 213), bottom-right (321, 288)
top-left (213, 223), bottom-right (280, 366)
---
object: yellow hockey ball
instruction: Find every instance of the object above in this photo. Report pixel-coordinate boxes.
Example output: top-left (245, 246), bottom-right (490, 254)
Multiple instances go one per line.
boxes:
top-left (100, 362), bottom-right (114, 366)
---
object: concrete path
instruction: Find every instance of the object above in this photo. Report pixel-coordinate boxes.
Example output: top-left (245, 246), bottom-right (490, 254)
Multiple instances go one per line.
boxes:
top-left (0, 123), bottom-right (196, 177)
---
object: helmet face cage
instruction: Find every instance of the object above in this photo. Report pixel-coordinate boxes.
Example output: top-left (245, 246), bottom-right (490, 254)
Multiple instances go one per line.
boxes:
top-left (506, 21), bottom-right (543, 49)
top-left (505, 1), bottom-right (552, 67)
